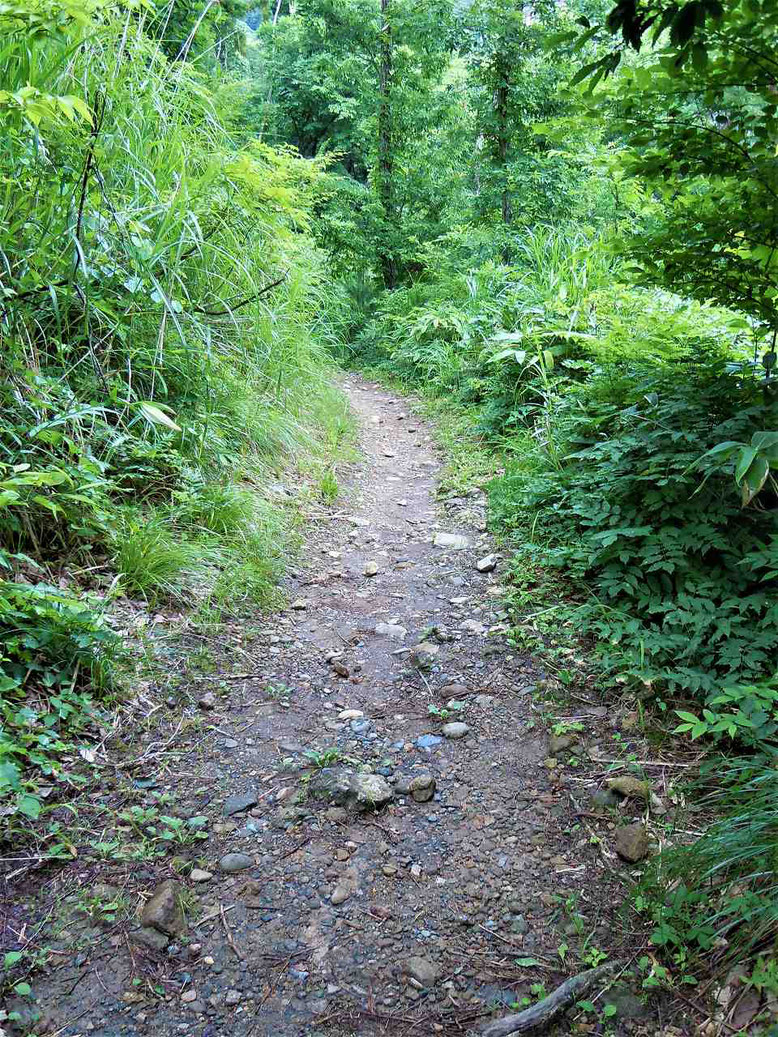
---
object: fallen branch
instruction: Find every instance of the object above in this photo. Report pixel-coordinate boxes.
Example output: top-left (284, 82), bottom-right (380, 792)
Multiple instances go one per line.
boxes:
top-left (193, 274), bottom-right (287, 317)
top-left (479, 961), bottom-right (621, 1037)
top-left (220, 902), bottom-right (242, 960)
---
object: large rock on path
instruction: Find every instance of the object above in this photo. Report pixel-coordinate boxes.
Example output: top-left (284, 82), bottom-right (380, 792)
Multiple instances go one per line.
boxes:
top-left (141, 879), bottom-right (186, 936)
top-left (615, 823), bottom-right (651, 862)
top-left (309, 767), bottom-right (394, 811)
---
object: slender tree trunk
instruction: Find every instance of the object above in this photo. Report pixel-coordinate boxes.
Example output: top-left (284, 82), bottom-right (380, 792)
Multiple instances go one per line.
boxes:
top-left (495, 78), bottom-right (512, 225)
top-left (377, 0), bottom-right (396, 288)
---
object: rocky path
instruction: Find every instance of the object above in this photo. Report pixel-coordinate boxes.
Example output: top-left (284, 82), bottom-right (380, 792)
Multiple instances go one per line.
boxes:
top-left (16, 377), bottom-right (672, 1037)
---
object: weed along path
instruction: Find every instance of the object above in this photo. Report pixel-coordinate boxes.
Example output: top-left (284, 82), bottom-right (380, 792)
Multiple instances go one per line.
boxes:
top-left (16, 376), bottom-right (677, 1037)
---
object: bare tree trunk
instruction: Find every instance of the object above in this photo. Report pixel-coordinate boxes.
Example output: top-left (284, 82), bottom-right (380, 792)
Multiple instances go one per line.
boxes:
top-left (377, 0), bottom-right (396, 288)
top-left (495, 79), bottom-right (512, 225)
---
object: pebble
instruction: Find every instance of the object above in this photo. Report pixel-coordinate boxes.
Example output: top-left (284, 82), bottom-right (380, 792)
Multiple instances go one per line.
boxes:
top-left (190, 869), bottom-right (213, 883)
top-left (403, 956), bottom-right (439, 986)
top-left (409, 774), bottom-right (436, 803)
top-left (415, 734), bottom-right (442, 749)
top-left (615, 823), bottom-right (651, 862)
top-left (219, 853), bottom-right (253, 873)
top-left (181, 989), bottom-right (197, 1003)
top-left (198, 693), bottom-right (216, 711)
top-left (331, 884), bottom-right (351, 905)
top-left (433, 532), bottom-right (469, 550)
top-left (476, 554), bottom-right (497, 572)
top-left (460, 619), bottom-right (486, 634)
top-left (363, 561), bottom-right (379, 576)
top-left (442, 722), bottom-right (470, 739)
top-left (607, 775), bottom-right (651, 798)
top-left (375, 622), bottom-right (408, 640)
top-left (141, 879), bottom-right (186, 936)
top-left (223, 791), bottom-right (258, 816)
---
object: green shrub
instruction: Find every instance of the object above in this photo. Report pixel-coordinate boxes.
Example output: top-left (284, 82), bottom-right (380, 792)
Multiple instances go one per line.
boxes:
top-left (0, 581), bottom-right (117, 820)
top-left (491, 364), bottom-right (778, 700)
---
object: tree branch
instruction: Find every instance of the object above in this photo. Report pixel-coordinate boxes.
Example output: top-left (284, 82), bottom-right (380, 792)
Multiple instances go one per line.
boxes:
top-left (192, 273), bottom-right (287, 317)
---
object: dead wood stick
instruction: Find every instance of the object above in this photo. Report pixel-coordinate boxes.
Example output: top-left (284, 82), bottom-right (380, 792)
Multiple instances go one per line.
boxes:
top-left (220, 902), bottom-right (242, 960)
top-left (194, 904), bottom-right (236, 928)
top-left (479, 961), bottom-right (620, 1037)
top-left (192, 672), bottom-right (265, 681)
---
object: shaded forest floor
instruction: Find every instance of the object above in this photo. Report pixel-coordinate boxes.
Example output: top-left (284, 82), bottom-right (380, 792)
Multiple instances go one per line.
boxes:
top-left (4, 376), bottom-right (697, 1037)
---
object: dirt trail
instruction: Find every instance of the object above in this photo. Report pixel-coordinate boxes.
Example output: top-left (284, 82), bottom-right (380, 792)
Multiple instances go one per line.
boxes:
top-left (18, 376), bottom-right (668, 1037)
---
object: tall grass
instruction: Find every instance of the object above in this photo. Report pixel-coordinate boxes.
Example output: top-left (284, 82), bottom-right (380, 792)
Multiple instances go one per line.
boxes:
top-left (0, 0), bottom-right (345, 821)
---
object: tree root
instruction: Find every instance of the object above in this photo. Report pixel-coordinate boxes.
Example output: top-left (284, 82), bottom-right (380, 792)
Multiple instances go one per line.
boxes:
top-left (479, 961), bottom-right (622, 1036)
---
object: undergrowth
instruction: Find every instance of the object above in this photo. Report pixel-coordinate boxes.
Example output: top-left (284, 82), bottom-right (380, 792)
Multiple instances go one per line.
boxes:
top-left (0, 0), bottom-right (347, 825)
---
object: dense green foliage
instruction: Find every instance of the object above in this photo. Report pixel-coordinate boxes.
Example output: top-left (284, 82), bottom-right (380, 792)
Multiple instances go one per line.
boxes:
top-left (0, 0), bottom-right (344, 820)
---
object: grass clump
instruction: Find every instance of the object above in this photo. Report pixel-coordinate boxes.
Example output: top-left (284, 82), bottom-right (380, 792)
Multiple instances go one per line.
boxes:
top-left (639, 752), bottom-right (778, 971)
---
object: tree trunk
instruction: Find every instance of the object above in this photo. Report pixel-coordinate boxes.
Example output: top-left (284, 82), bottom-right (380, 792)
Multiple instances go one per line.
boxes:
top-left (377, 0), bottom-right (396, 288)
top-left (495, 79), bottom-right (512, 225)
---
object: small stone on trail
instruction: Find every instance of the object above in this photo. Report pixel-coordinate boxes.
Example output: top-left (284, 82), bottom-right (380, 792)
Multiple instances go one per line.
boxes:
top-left (416, 734), bottom-right (442, 749)
top-left (474, 694), bottom-right (494, 707)
top-left (375, 622), bottom-right (407, 641)
top-left (290, 599), bottom-right (309, 610)
top-left (331, 884), bottom-right (351, 905)
top-left (410, 642), bottom-right (438, 668)
top-left (223, 791), bottom-right (258, 816)
top-left (409, 774), bottom-right (436, 802)
top-left (590, 788), bottom-right (620, 809)
top-left (442, 722), bottom-right (470, 740)
top-left (190, 869), bottom-right (212, 883)
top-left (219, 852), bottom-right (253, 873)
top-left (403, 956), bottom-right (439, 987)
top-left (607, 775), bottom-right (651, 798)
top-left (433, 532), bottom-right (469, 550)
top-left (363, 561), bottom-right (379, 576)
top-left (198, 693), bottom-right (216, 711)
top-left (181, 989), bottom-right (197, 1003)
top-left (225, 990), bottom-right (243, 1006)
top-left (441, 683), bottom-right (469, 696)
top-left (615, 823), bottom-right (651, 862)
top-left (460, 619), bottom-right (485, 634)
top-left (338, 709), bottom-right (364, 720)
top-left (476, 554), bottom-right (497, 572)
top-left (141, 879), bottom-right (186, 936)
top-left (332, 660), bottom-right (350, 678)
top-left (130, 927), bottom-right (169, 952)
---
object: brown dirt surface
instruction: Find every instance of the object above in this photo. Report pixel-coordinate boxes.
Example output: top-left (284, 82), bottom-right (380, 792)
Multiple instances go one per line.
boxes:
top-left (2, 377), bottom-right (693, 1037)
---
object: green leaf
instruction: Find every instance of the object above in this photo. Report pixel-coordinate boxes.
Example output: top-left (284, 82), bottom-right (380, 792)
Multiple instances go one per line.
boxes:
top-left (139, 402), bottom-right (181, 432)
top-left (17, 795), bottom-right (41, 819)
top-left (734, 446), bottom-right (757, 484)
